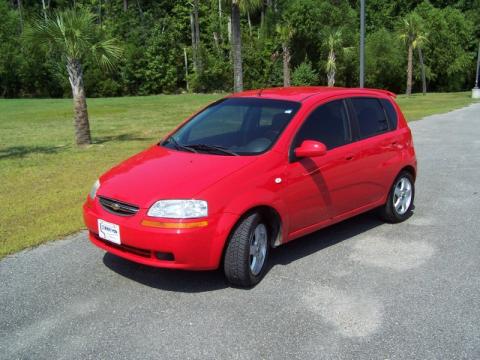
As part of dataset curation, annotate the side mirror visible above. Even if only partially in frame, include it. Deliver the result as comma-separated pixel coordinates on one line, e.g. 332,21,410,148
294,140,327,158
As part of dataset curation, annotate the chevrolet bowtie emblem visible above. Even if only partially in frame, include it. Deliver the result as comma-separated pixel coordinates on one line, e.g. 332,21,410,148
111,203,121,211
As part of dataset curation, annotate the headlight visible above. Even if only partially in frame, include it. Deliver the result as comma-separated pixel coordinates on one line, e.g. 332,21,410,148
89,179,100,199
147,200,208,219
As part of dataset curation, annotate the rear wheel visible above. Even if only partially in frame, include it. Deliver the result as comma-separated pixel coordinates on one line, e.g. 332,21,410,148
224,212,270,287
379,171,415,223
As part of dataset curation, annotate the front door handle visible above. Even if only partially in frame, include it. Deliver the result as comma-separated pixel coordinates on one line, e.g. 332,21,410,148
345,154,355,161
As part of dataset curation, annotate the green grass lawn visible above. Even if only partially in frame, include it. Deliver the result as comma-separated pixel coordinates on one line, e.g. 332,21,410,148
0,91,476,258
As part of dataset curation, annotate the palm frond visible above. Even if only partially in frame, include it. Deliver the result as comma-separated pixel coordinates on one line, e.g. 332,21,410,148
237,0,263,14
276,23,294,43
26,7,123,70
398,12,427,49
324,29,342,51
91,38,124,71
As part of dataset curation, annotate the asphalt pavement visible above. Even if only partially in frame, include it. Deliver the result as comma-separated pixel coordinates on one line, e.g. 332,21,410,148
1,103,480,359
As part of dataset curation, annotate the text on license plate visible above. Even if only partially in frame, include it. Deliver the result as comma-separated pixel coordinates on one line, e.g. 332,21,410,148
98,219,121,245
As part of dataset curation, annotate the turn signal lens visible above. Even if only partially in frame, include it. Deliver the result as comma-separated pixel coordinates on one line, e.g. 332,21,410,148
141,220,208,229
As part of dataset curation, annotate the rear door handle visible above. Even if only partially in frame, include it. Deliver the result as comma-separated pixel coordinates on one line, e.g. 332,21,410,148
345,154,355,161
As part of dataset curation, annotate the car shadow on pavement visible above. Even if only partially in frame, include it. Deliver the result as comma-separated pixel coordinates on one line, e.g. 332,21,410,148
103,253,228,293
102,211,383,293
269,211,383,268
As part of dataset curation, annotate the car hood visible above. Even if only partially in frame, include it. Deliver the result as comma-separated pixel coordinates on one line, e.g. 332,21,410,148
97,145,259,208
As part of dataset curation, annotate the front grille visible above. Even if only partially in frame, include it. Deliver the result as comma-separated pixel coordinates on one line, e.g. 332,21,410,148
99,196,139,216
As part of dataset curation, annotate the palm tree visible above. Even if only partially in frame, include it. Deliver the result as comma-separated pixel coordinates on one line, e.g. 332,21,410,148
28,8,122,145
229,0,262,92
325,30,342,87
417,43,428,95
399,13,427,96
276,23,294,87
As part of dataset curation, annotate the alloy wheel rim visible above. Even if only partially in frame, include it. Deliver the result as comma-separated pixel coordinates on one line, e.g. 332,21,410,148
393,177,413,215
249,223,268,276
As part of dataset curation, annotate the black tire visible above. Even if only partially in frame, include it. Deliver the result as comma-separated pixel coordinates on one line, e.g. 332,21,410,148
379,170,415,223
224,212,270,287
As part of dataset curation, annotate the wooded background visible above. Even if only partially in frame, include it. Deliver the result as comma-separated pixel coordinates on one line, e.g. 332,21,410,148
1,0,479,98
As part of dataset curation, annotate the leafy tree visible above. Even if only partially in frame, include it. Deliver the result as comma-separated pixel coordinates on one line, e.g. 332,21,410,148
0,2,22,97
365,28,405,92
0,0,477,97
26,8,122,145
399,12,427,95
415,1,475,91
243,36,282,89
141,19,182,94
292,59,318,86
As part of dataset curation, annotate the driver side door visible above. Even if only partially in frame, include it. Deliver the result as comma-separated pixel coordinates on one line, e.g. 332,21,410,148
282,99,359,238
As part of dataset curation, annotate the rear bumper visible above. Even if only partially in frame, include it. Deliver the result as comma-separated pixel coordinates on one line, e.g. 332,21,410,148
83,198,238,270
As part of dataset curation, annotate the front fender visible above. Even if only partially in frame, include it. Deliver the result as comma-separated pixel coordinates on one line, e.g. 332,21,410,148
223,187,290,246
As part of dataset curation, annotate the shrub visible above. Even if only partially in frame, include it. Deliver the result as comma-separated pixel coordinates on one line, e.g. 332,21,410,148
292,59,318,86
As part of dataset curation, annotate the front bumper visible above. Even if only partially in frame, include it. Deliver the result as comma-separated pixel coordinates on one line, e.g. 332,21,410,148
83,198,237,270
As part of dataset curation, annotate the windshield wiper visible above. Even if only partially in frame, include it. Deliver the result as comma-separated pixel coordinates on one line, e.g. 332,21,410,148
163,136,197,153
185,144,239,156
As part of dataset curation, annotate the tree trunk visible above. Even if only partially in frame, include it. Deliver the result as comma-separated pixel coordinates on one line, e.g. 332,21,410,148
17,0,23,31
260,9,264,32
282,43,291,87
227,16,232,43
327,50,336,87
417,46,426,95
231,2,243,92
41,0,47,20
67,59,91,146
123,0,128,12
193,0,202,72
247,11,252,37
190,12,198,72
135,0,144,20
98,0,102,25
406,44,413,96
213,31,220,51
193,0,200,45
183,47,189,92
218,0,223,41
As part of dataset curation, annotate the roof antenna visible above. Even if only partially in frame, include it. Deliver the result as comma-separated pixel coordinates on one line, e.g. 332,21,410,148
257,88,264,96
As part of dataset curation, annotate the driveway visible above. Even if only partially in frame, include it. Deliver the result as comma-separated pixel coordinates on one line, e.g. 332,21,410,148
1,103,480,359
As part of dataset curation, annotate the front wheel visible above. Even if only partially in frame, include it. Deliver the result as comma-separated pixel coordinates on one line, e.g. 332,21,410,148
224,212,270,287
379,171,415,223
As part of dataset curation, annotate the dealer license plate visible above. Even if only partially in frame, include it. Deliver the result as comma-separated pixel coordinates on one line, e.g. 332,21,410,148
98,219,121,245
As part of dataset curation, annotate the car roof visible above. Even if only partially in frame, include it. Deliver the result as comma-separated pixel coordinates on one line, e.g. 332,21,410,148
230,86,396,102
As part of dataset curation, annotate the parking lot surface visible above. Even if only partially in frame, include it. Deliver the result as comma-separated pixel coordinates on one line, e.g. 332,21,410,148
1,103,480,359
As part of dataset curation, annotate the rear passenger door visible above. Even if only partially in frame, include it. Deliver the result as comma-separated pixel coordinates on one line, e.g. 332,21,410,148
345,97,400,207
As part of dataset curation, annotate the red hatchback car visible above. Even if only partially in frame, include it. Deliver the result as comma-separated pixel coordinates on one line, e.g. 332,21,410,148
83,87,416,287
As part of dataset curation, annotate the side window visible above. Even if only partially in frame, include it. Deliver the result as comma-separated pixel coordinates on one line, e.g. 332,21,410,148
293,100,350,151
351,98,389,138
380,98,398,130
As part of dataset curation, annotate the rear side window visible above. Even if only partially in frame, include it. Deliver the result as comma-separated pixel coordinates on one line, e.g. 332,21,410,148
293,100,350,150
351,98,389,138
380,98,398,129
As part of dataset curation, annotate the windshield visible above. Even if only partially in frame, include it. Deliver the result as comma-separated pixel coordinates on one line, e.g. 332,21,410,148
162,97,301,156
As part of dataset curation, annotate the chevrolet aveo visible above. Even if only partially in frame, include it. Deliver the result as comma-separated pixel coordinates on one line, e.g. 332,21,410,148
83,87,416,287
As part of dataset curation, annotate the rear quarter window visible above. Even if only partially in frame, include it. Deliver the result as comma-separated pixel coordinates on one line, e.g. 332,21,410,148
350,97,389,139
380,98,398,130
